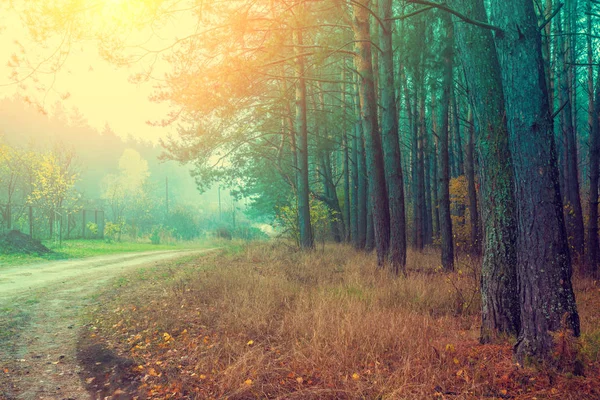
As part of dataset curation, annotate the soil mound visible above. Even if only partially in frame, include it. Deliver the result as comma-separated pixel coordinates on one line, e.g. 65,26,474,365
0,230,51,254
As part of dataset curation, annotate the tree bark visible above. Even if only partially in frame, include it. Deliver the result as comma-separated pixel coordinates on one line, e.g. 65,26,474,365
586,65,600,277
557,12,585,263
342,72,352,243
353,0,390,266
379,0,407,273
465,106,481,255
356,89,368,250
488,0,580,362
438,13,454,272
293,28,313,249
450,0,520,341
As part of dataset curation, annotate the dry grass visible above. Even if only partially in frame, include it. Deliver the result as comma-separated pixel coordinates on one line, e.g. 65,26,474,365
83,241,600,399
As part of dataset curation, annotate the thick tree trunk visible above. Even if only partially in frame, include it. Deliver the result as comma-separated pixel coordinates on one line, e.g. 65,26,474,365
379,0,406,273
586,65,600,277
488,0,580,362
293,29,313,250
450,0,520,341
353,0,390,266
438,13,454,272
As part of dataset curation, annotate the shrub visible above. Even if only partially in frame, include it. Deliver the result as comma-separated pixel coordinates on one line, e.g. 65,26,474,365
275,196,334,247
86,222,98,236
150,225,175,245
167,207,201,240
104,220,126,243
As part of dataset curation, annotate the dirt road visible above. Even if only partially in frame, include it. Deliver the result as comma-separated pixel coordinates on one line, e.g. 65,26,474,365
0,249,215,400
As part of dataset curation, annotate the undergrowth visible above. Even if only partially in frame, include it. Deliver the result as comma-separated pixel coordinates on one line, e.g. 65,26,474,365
81,242,600,399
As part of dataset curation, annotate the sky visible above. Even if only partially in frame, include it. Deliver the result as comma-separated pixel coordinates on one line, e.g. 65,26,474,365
0,1,175,143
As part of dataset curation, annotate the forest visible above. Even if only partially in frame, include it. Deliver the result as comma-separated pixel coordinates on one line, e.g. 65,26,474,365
2,0,600,399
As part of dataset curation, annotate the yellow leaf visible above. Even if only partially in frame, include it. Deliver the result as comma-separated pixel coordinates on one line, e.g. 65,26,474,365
453,358,459,365
247,340,254,346
163,333,172,342
352,373,360,380
445,344,455,353
296,377,303,384
244,379,253,386
199,374,206,380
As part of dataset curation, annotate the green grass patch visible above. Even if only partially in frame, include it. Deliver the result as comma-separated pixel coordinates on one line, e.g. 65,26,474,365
0,238,221,268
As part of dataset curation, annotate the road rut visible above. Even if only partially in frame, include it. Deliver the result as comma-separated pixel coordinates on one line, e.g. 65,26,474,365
0,249,215,399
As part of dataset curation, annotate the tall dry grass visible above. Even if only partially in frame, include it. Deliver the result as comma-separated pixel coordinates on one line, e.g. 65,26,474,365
88,242,600,399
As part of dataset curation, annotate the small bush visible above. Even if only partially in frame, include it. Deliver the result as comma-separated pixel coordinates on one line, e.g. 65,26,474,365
86,222,98,236
150,225,175,245
167,207,201,240
104,220,126,243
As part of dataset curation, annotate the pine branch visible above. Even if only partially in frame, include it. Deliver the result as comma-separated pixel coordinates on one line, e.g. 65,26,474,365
405,0,504,33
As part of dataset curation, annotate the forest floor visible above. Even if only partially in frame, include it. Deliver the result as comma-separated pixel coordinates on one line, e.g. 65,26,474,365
0,248,218,400
63,242,600,399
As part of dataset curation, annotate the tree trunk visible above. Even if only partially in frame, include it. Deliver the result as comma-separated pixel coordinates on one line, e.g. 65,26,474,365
557,12,585,263
356,91,368,250
411,89,423,249
488,0,580,362
350,108,360,247
353,0,390,266
342,73,352,243
423,125,433,246
586,65,600,277
431,90,440,240
438,13,454,272
452,87,464,177
293,28,313,249
465,107,481,255
379,0,406,273
451,0,520,341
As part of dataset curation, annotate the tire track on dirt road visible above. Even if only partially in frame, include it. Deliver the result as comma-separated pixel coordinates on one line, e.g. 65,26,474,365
0,249,217,400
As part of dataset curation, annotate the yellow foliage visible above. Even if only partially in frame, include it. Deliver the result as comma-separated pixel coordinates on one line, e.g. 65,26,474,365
449,175,473,249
